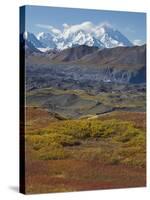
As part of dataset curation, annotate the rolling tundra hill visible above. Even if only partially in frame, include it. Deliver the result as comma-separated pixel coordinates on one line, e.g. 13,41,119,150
26,44,146,69
78,45,146,68
47,44,146,69
49,45,99,62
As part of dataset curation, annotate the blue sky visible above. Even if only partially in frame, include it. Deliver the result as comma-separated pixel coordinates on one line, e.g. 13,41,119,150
24,5,146,45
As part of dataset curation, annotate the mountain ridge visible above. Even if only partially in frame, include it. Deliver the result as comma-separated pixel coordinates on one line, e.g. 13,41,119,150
47,44,146,69
24,23,134,51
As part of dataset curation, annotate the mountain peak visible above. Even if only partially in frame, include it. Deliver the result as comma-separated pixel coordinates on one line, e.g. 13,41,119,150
100,22,114,30
24,22,133,51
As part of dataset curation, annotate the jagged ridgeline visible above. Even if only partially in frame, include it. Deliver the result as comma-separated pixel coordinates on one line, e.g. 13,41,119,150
24,43,146,92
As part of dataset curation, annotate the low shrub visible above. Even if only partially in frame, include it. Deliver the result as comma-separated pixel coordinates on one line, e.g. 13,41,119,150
39,148,69,160
25,133,80,150
115,128,143,143
26,117,146,167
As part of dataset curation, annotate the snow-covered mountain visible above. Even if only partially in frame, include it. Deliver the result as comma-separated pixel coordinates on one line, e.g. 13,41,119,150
96,24,133,48
58,30,105,49
36,32,57,50
24,31,44,49
24,22,133,51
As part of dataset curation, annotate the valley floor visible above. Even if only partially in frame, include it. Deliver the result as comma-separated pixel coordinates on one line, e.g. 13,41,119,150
26,159,146,194
25,106,146,194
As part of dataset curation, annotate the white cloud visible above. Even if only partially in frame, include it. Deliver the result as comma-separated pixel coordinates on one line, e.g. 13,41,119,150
36,21,135,44
99,21,113,28
61,21,116,40
36,22,114,39
133,39,144,46
62,23,69,29
36,24,52,29
36,24,61,35
62,21,94,39
94,22,113,38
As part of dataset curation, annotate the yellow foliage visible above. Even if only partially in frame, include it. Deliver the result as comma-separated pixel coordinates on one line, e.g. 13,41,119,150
25,117,146,167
